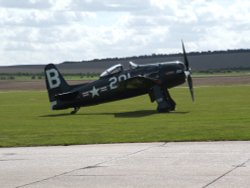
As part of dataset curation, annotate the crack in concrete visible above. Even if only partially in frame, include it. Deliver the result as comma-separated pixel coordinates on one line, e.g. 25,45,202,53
67,174,126,177
202,158,250,188
0,159,27,162
15,143,165,188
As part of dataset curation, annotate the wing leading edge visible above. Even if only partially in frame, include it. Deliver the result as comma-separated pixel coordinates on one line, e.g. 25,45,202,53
117,76,158,90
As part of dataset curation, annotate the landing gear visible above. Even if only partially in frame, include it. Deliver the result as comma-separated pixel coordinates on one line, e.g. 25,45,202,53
70,107,80,114
151,85,176,113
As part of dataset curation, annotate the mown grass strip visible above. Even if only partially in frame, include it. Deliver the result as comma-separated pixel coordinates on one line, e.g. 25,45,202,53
0,86,250,147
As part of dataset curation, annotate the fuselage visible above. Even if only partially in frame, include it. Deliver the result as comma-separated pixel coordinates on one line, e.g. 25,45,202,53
54,61,186,110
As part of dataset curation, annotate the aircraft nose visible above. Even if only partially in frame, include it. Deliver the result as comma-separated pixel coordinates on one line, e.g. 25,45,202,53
178,61,186,70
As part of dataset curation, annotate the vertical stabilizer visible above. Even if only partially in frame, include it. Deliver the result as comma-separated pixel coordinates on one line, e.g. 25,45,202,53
44,64,70,109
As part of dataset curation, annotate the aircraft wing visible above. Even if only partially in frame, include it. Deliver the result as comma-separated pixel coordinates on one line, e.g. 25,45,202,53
117,76,158,90
54,91,79,101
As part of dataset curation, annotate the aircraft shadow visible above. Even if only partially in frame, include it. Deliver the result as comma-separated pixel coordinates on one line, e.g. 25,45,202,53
113,110,188,118
114,110,156,118
115,111,189,118
40,110,189,118
40,113,74,117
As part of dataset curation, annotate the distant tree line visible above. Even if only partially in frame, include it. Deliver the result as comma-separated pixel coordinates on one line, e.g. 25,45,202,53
0,72,99,80
0,73,43,80
63,49,250,65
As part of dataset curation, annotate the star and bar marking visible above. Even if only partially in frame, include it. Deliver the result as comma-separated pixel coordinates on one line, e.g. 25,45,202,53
89,86,99,97
82,86,109,98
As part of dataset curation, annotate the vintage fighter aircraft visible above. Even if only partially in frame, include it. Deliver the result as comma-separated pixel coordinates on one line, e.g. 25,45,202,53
45,42,194,114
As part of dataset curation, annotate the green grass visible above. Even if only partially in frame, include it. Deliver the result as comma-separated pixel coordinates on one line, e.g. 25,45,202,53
193,72,250,77
0,86,250,147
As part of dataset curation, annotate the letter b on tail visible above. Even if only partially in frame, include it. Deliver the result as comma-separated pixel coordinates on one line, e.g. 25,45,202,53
46,68,61,89
44,63,70,102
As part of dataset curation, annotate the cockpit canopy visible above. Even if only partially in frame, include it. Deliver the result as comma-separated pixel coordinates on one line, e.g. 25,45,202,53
100,64,123,78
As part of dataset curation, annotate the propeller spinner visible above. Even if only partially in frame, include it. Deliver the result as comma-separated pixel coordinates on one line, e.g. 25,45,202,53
182,40,195,102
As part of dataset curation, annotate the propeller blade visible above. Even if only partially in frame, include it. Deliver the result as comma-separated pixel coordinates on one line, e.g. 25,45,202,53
187,75,195,102
182,40,194,102
181,40,189,71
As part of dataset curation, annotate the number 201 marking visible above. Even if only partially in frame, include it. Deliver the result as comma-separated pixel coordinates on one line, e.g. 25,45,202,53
109,73,131,90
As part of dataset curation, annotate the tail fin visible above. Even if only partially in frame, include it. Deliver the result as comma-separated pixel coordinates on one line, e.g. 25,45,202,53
44,64,70,108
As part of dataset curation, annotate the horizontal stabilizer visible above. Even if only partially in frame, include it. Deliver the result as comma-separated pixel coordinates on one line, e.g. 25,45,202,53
55,91,79,101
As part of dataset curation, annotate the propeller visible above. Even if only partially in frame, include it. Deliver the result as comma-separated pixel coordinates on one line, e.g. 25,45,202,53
182,40,194,102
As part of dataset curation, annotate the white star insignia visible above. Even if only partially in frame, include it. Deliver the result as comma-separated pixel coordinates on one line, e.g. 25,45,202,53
89,86,99,98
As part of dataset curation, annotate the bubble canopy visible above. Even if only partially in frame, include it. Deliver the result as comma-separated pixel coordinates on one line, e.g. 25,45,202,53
100,64,123,78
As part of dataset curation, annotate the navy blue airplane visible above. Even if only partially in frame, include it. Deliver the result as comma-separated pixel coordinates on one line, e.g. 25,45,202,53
44,42,194,114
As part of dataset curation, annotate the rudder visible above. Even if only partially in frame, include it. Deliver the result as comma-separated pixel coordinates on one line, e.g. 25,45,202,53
44,64,70,108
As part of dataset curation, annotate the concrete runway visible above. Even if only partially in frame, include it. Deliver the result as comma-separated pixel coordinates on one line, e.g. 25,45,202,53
0,142,250,188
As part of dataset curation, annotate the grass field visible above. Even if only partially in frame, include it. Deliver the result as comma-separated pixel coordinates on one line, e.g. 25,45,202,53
0,86,250,147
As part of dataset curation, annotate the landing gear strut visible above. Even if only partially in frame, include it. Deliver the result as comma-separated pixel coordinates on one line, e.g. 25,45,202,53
71,107,80,114
151,85,176,113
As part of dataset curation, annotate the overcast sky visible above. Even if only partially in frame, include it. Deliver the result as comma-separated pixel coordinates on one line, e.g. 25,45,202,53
0,0,249,66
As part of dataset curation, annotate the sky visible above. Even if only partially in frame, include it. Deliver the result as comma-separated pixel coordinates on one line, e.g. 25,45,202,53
0,0,249,66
